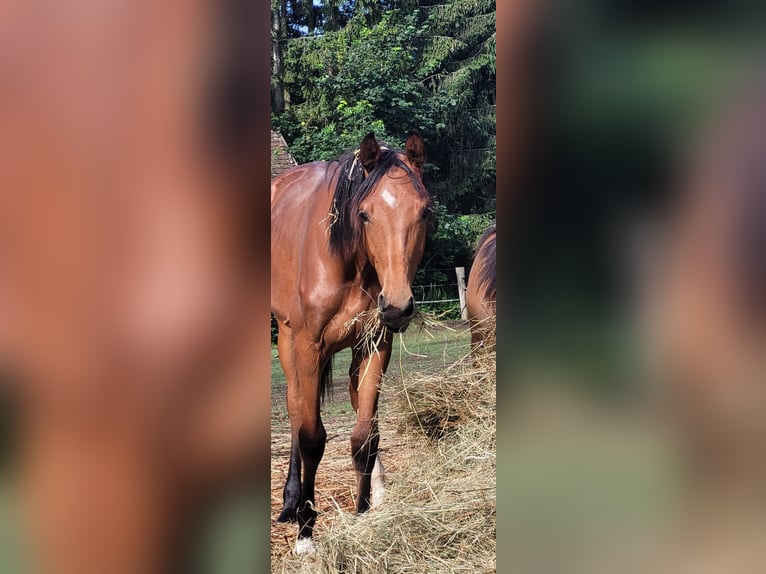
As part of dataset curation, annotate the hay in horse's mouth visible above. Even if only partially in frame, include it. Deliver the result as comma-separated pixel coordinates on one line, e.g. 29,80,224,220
341,309,388,358
343,309,421,342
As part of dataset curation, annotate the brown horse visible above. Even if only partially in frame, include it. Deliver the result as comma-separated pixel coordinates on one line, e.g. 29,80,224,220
271,131,431,552
466,221,497,353
657,78,766,478
0,1,269,571
649,74,766,568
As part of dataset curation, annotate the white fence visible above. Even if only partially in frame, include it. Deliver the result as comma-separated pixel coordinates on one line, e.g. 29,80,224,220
412,267,468,320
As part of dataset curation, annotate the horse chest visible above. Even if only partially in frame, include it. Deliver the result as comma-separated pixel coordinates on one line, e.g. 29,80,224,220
319,295,377,351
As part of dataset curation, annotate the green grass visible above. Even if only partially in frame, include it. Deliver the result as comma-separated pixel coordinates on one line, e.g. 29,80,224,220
0,476,28,573
270,320,471,384
270,321,472,433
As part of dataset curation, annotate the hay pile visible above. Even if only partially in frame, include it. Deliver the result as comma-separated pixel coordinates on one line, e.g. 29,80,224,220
277,338,496,574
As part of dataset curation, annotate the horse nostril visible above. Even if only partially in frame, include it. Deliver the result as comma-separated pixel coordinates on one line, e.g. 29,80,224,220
403,297,415,318
377,293,386,310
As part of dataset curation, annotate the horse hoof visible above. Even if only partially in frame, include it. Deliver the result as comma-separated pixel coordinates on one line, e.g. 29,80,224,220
371,455,385,508
294,537,316,555
371,485,385,508
277,508,297,523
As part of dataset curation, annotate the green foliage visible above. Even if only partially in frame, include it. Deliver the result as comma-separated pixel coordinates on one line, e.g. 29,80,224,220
273,9,426,162
415,0,496,210
272,0,495,213
416,204,494,287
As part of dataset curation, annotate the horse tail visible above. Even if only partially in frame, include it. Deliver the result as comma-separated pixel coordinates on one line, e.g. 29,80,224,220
320,355,333,405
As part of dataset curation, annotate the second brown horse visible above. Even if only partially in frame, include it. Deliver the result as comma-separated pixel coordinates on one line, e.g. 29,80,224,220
466,221,497,354
271,132,431,552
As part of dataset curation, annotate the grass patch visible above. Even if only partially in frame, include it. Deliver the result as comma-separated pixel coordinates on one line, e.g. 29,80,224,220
271,321,471,434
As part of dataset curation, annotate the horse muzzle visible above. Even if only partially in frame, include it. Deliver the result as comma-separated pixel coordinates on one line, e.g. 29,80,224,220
378,294,415,332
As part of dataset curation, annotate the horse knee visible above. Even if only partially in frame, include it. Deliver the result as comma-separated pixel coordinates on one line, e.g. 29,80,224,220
351,424,378,471
299,424,326,462
350,425,372,455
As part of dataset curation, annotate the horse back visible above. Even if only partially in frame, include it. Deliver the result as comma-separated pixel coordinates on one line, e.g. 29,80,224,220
271,162,351,331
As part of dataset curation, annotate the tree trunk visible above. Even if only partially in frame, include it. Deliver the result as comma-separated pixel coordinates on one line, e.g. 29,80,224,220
271,0,286,113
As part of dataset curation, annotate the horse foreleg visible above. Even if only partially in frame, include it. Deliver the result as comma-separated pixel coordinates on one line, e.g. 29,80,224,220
276,322,301,522
349,344,390,514
278,435,301,523
349,349,385,509
292,337,327,552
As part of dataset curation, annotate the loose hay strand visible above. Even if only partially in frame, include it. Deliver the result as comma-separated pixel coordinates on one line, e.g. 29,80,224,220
340,309,390,388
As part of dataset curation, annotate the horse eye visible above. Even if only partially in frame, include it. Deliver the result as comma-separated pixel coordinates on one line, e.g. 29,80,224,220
359,211,370,223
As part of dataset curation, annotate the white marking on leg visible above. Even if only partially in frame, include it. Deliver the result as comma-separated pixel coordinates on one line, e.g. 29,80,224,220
371,453,385,508
294,536,316,555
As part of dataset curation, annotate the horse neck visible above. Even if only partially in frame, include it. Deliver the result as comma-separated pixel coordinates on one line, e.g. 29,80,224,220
346,247,371,285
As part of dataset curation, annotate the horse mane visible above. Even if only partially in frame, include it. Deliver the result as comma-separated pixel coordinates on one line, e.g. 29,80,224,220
472,221,496,302
326,147,429,261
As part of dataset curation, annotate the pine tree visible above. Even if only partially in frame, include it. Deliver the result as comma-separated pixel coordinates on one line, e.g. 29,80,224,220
417,0,496,212
272,0,496,212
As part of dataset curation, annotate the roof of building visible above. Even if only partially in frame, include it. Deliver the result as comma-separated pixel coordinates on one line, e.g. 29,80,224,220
271,130,297,178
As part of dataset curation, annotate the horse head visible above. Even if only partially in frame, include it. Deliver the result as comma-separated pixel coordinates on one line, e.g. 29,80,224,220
354,132,431,332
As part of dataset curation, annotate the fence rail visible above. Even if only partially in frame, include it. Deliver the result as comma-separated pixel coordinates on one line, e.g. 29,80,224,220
412,266,468,319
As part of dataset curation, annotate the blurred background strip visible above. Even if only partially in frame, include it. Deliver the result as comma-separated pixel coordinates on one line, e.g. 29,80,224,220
0,0,271,572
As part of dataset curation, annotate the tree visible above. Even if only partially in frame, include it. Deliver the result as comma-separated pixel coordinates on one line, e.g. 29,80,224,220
273,9,426,161
416,0,496,212
271,0,287,112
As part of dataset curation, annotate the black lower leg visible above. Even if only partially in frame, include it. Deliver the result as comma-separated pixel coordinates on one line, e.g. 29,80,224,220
352,431,379,514
295,423,326,539
278,439,302,522
296,500,318,540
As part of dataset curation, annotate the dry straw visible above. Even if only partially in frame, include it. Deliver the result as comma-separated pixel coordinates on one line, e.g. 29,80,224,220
276,322,496,574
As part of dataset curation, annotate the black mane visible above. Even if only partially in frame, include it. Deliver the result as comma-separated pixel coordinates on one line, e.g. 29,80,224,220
326,147,429,261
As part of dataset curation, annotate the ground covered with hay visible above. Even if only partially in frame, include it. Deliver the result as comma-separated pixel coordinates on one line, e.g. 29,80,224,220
271,322,495,573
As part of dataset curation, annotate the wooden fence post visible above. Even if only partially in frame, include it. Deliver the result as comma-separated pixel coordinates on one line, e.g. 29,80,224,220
455,266,468,320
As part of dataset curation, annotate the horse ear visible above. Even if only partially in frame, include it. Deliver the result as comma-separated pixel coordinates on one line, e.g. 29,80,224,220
405,131,425,171
359,132,380,173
